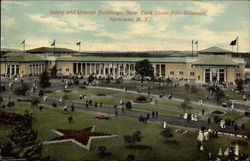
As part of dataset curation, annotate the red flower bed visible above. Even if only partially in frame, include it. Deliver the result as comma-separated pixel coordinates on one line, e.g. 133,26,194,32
0,110,24,124
231,140,248,146
95,115,110,120
50,127,111,145
175,129,187,134
136,95,147,102
211,110,224,115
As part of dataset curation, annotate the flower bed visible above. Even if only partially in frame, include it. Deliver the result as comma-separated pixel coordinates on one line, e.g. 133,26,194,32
95,115,110,120
175,129,188,134
231,140,248,146
97,93,106,96
134,95,151,103
0,110,24,124
210,110,225,116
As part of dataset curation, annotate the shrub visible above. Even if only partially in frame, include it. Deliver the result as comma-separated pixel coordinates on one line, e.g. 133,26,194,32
160,128,174,141
73,79,79,86
7,101,15,107
63,95,69,100
52,102,57,107
13,84,29,96
126,154,135,161
68,116,73,123
123,131,142,146
96,145,106,157
0,96,3,102
136,95,147,102
190,85,198,93
125,101,132,110
39,105,44,111
38,90,44,97
30,97,40,106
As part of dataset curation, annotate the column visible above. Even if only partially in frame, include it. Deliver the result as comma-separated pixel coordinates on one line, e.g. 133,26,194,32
112,64,115,76
153,64,156,76
85,63,87,75
76,63,78,74
118,64,120,76
217,69,220,82
159,64,162,77
210,69,212,82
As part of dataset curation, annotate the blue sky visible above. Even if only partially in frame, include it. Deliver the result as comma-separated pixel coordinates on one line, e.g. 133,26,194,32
1,1,249,52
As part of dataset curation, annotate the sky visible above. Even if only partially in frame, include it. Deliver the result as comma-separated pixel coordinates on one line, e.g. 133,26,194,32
1,1,249,52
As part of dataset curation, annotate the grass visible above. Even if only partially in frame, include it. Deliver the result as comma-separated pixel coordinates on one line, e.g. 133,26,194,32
133,104,183,116
222,111,245,120
0,102,249,160
244,119,250,128
111,92,141,100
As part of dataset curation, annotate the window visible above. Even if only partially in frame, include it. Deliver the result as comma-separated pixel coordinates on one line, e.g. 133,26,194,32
58,68,62,71
66,68,69,72
198,75,200,80
236,73,241,77
170,71,174,75
179,71,183,75
190,72,194,76
205,69,210,82
219,69,225,82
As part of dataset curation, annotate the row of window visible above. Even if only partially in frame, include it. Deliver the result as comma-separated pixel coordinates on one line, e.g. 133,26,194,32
170,71,194,76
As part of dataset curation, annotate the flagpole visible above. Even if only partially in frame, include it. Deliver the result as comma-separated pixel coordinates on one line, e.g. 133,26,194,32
192,40,193,56
79,43,81,53
23,42,25,53
237,37,239,53
197,42,199,54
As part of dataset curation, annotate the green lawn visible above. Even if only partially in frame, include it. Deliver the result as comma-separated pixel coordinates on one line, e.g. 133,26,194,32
222,111,245,120
111,92,141,100
1,102,249,161
133,104,183,116
243,119,250,128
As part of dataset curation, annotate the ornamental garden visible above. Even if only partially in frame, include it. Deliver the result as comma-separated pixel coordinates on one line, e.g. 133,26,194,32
0,59,250,161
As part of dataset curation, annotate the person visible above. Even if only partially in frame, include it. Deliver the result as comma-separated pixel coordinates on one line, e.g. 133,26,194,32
122,107,124,113
208,117,211,124
152,111,155,118
100,102,102,107
71,104,74,111
155,99,158,105
64,105,67,112
202,109,205,116
156,111,158,118
241,123,245,130
147,113,150,119
114,104,117,108
115,109,118,116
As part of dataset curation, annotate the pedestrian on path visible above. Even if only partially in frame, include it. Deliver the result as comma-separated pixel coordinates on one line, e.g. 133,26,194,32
208,118,211,124
152,111,155,118
115,109,118,117
100,102,102,107
156,111,158,118
202,109,205,116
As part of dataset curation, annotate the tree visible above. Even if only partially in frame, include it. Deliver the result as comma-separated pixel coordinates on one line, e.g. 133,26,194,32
31,97,40,107
73,79,79,86
125,101,132,110
1,110,48,161
135,59,154,83
181,97,191,112
235,79,244,93
123,131,142,146
50,65,57,78
38,90,44,97
39,71,51,89
160,128,173,141
13,83,29,96
214,86,225,103
96,145,106,157
87,74,95,84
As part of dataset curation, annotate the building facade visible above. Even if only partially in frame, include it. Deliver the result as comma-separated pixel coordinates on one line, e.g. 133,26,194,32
1,46,246,84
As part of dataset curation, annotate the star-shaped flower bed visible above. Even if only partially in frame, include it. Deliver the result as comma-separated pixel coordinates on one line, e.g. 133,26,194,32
43,126,119,151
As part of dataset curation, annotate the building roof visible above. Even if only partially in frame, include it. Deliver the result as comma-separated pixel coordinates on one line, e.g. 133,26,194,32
199,46,232,54
193,56,237,66
56,56,188,63
2,53,46,62
27,47,76,53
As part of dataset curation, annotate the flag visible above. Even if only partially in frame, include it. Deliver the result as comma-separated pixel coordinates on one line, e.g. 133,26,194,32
230,37,238,46
21,40,25,44
76,41,81,45
51,40,55,46
194,41,198,44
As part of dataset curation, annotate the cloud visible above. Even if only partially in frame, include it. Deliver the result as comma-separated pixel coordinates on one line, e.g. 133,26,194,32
28,14,104,33
28,14,67,26
1,16,16,26
102,1,141,11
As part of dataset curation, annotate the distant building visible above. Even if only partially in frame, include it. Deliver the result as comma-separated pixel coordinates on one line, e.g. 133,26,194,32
0,46,246,84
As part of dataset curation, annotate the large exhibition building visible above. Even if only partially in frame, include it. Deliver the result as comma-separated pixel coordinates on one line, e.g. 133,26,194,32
1,46,246,84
